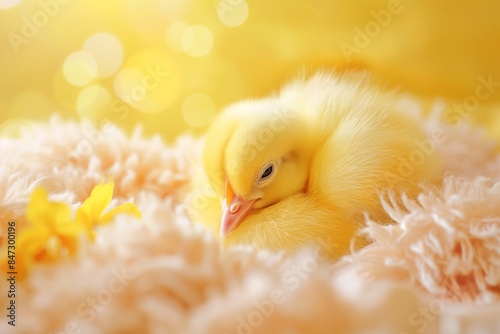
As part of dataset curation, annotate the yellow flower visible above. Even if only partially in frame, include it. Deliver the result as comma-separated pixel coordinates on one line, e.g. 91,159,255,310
4,181,141,279
75,181,142,239
15,187,84,279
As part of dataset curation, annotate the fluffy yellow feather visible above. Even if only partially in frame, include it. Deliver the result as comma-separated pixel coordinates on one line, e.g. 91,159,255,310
190,71,441,259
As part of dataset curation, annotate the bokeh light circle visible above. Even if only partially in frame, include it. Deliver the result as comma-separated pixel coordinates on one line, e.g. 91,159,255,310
181,25,213,57
216,0,249,27
114,68,147,106
83,32,124,78
182,93,216,128
0,118,33,138
76,84,112,120
62,51,97,86
0,0,21,10
164,21,189,52
117,49,181,114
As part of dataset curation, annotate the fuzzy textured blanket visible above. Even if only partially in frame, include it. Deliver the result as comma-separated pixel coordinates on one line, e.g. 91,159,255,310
1,111,500,334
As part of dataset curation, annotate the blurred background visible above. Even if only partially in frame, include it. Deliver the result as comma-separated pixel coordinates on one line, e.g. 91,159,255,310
1,0,500,142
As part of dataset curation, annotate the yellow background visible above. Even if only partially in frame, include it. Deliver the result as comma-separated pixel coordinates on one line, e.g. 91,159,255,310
1,0,500,142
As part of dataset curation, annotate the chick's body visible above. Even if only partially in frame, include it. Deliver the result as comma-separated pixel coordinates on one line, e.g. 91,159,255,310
193,71,441,259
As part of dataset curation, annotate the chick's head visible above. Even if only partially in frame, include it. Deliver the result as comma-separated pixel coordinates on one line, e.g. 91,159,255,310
203,98,313,239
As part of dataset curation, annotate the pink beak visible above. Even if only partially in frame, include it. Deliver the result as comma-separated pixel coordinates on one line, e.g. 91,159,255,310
220,180,257,238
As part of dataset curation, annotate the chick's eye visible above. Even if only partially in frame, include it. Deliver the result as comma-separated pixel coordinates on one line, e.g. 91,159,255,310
261,166,273,179
258,161,277,183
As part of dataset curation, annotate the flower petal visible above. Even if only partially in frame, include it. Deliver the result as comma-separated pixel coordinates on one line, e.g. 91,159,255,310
27,188,72,229
56,221,85,237
16,226,51,273
76,182,114,226
98,202,142,225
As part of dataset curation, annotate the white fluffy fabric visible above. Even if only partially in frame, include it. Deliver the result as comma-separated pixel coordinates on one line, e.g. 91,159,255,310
1,114,500,334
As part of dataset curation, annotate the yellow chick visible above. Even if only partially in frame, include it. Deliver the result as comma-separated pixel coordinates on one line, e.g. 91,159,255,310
191,71,441,259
